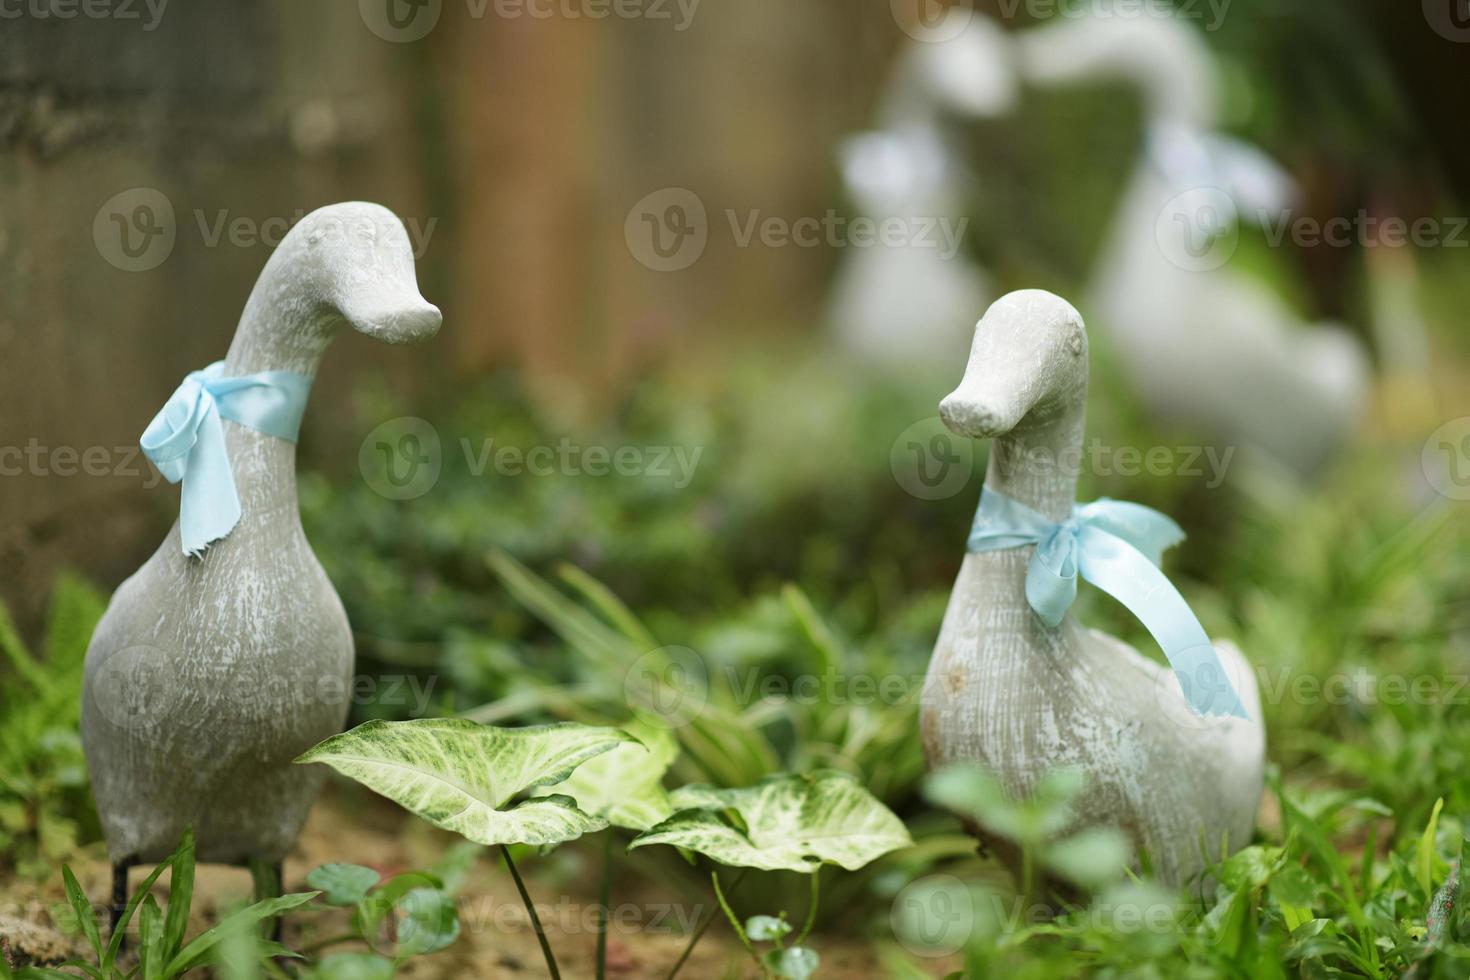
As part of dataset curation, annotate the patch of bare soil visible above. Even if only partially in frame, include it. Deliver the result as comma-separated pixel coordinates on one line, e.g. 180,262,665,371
0,784,959,979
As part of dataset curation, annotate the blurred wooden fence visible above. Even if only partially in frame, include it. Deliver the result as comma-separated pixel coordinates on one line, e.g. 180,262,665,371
0,0,915,628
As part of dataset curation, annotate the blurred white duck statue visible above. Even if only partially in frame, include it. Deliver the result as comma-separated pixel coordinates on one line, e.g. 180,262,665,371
921,290,1265,887
81,202,442,929
1014,15,1368,475
829,10,1017,369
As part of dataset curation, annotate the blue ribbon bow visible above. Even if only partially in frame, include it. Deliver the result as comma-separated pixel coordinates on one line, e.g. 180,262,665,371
141,361,313,557
968,487,1249,719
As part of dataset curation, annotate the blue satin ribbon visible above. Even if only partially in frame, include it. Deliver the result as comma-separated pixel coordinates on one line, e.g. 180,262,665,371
968,486,1249,719
141,361,313,557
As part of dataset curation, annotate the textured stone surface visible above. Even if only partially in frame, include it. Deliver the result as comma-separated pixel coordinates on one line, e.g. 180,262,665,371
80,203,441,864
921,289,1266,887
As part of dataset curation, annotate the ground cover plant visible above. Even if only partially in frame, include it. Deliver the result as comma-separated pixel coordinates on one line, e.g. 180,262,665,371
0,332,1465,977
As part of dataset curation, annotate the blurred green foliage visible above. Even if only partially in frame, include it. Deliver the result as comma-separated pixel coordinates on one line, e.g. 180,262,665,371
0,574,103,879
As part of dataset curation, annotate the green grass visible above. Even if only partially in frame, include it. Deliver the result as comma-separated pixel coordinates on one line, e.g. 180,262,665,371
3,324,1465,976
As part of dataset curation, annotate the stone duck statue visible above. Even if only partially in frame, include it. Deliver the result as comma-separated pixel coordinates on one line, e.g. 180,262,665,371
81,202,441,926
828,9,1017,370
921,290,1265,888
1014,15,1368,476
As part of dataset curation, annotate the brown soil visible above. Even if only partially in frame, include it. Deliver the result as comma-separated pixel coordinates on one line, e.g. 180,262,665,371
0,784,960,979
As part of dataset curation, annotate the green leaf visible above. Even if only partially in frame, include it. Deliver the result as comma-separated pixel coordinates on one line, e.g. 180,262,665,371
765,945,820,979
307,864,382,907
296,720,635,846
745,915,790,942
103,850,176,970
138,895,164,980
532,722,677,831
162,826,196,960
1418,797,1445,895
60,865,102,961
1270,866,1318,932
629,771,912,873
312,954,396,980
164,892,318,975
1043,827,1132,889
395,887,460,956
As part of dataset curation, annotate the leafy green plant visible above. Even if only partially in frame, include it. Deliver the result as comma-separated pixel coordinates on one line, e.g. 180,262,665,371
629,770,913,979
6,828,313,980
924,765,1132,901
0,575,104,878
300,858,463,978
296,719,635,979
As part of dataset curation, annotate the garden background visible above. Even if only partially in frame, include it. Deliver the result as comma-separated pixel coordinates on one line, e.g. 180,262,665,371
3,1,1470,977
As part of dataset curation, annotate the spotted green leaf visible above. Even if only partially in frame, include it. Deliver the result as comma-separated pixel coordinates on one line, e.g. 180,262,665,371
296,720,635,846
629,770,912,872
532,722,677,831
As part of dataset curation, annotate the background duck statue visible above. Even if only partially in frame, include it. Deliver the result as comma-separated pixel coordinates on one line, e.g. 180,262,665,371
827,9,1016,370
1013,15,1368,476
921,289,1265,888
81,202,441,923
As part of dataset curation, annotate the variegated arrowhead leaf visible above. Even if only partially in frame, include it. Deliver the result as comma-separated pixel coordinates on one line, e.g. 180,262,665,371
531,722,678,831
295,720,635,846
629,770,912,873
